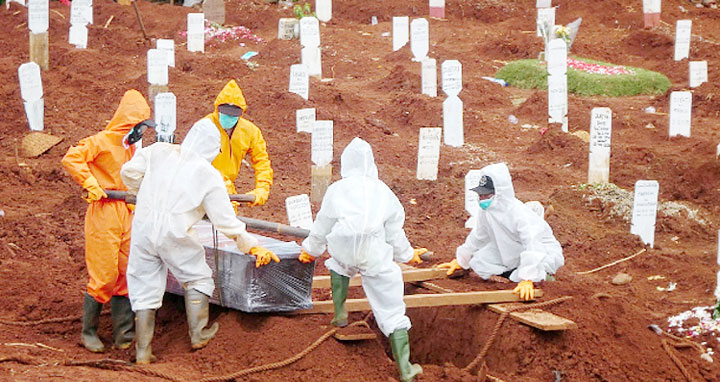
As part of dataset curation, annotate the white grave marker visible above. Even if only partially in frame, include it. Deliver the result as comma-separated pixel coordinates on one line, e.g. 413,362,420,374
464,170,484,228
316,0,331,22
669,91,692,137
289,64,309,100
536,0,551,7
296,108,316,133
429,0,445,18
18,62,43,102
643,0,661,13
689,61,707,88
311,120,333,166
147,49,169,86
278,18,298,40
416,127,441,180
421,58,437,97
285,194,313,230
24,98,44,131
154,92,176,142
588,107,612,184
547,39,567,75
443,96,463,147
410,18,429,61
630,180,659,248
392,16,409,51
300,16,320,48
70,0,92,26
441,60,462,97
187,13,205,53
536,7,555,37
674,20,692,61
548,73,568,131
68,24,88,49
301,46,322,78
28,0,48,34
156,39,175,68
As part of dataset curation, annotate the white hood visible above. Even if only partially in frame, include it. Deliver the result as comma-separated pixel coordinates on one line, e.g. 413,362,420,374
340,137,379,179
181,119,221,163
480,162,515,201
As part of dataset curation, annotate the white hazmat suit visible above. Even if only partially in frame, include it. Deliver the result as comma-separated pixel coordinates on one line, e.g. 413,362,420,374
456,163,564,283
302,138,414,337
121,120,258,311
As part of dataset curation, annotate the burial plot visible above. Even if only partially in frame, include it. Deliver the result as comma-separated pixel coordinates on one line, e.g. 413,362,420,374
154,92,176,143
630,180,659,248
393,17,409,51
588,107,612,184
187,13,205,53
18,62,44,131
289,64,309,100
286,194,313,230
669,91,691,138
311,120,333,203
416,127,441,181
296,108,315,133
689,61,707,88
421,58,437,97
674,20,691,61
410,18,429,61
28,0,49,70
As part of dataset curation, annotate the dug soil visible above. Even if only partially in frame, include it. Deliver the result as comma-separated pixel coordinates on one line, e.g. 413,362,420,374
1,0,720,381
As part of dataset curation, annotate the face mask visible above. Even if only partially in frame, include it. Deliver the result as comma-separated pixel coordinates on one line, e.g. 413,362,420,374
219,113,239,130
479,197,494,210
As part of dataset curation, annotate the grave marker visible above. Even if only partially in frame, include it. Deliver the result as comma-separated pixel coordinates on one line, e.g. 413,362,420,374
311,120,333,167
23,98,44,131
464,170,483,228
536,0,551,7
285,194,313,230
630,180,659,248
642,0,661,28
441,60,462,97
689,61,707,88
300,16,320,48
443,96,463,147
547,39,568,132
717,143,720,159
669,91,692,137
203,0,225,25
674,20,692,61
429,0,445,18
156,39,175,68
18,62,44,131
316,0,331,22
536,7,555,37
28,0,49,70
147,49,169,86
289,64,309,100
416,127,441,181
421,58,437,97
301,46,322,78
392,16,409,51
410,18,429,61
278,18,299,40
187,13,205,53
588,107,612,184
296,108,316,133
154,92,176,143
311,163,332,203
70,0,92,26
68,24,88,49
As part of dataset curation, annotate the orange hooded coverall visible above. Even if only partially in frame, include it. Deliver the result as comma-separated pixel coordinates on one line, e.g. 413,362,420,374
61,90,151,304
200,80,273,204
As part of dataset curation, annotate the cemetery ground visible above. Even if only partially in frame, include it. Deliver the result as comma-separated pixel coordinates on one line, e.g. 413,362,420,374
1,0,720,381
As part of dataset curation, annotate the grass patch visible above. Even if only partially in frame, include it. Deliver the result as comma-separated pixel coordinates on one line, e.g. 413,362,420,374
496,57,671,97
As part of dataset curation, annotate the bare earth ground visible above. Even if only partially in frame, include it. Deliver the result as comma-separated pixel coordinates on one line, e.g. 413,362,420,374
1,0,720,381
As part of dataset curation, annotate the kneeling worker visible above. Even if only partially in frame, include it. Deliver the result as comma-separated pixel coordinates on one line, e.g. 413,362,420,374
120,120,279,363
298,138,427,382
438,162,564,301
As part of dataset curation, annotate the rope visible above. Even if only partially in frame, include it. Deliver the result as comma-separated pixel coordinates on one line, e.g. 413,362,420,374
658,330,706,382
0,310,111,326
464,296,573,373
661,339,695,382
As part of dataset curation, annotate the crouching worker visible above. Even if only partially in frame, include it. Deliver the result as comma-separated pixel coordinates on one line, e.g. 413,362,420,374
438,162,564,301
297,138,427,382
120,120,279,364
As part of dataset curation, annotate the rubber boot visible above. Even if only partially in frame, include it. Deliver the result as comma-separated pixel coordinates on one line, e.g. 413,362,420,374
81,293,105,353
389,329,423,382
134,309,156,364
185,288,219,349
110,296,135,349
329,270,349,327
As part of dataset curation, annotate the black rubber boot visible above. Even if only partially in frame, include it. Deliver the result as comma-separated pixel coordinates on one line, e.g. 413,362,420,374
134,309,156,364
330,270,349,327
185,288,219,349
81,293,105,353
389,329,423,382
110,296,135,349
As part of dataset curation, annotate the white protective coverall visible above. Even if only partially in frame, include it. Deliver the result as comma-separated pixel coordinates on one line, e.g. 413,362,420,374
302,138,414,337
121,120,259,311
456,163,564,283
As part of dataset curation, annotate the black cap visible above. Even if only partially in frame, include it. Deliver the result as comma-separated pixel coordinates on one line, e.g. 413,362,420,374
218,103,243,117
470,175,494,195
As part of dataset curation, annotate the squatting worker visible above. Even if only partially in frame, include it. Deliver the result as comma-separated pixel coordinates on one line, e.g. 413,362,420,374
189,79,273,210
120,120,279,364
438,162,564,301
61,89,153,353
297,138,427,382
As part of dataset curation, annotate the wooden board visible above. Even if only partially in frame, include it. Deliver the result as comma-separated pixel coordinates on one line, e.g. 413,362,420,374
488,303,577,331
312,268,448,289
295,289,544,314
29,32,49,71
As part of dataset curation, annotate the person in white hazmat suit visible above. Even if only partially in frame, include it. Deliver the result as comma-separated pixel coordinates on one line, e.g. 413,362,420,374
438,162,564,301
296,137,427,382
120,120,279,364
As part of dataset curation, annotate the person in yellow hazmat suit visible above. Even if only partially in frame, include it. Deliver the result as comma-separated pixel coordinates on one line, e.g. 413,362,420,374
61,89,154,353
190,80,273,209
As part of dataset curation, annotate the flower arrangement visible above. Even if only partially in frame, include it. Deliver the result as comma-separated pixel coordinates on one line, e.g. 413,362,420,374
566,57,633,76
179,21,264,47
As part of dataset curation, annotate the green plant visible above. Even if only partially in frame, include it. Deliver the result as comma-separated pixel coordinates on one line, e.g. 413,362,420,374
293,2,315,19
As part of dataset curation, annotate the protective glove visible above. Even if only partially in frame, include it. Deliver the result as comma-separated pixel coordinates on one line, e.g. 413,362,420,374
249,246,280,268
81,176,107,203
127,204,136,213
298,250,316,264
408,248,428,265
245,188,269,207
230,200,241,214
436,259,462,276
513,280,535,301
224,179,237,195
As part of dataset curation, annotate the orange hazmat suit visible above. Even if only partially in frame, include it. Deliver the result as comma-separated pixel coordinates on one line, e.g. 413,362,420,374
61,90,151,304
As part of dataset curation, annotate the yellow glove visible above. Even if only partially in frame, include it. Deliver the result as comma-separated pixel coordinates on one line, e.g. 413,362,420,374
224,179,237,195
298,250,316,264
513,280,535,301
127,204,136,212
408,248,427,265
81,176,107,203
249,246,280,268
230,200,241,214
436,259,462,276
245,188,269,207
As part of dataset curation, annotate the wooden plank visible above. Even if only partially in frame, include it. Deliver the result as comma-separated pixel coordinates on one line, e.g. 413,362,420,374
312,268,448,289
488,303,577,331
294,289,544,314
